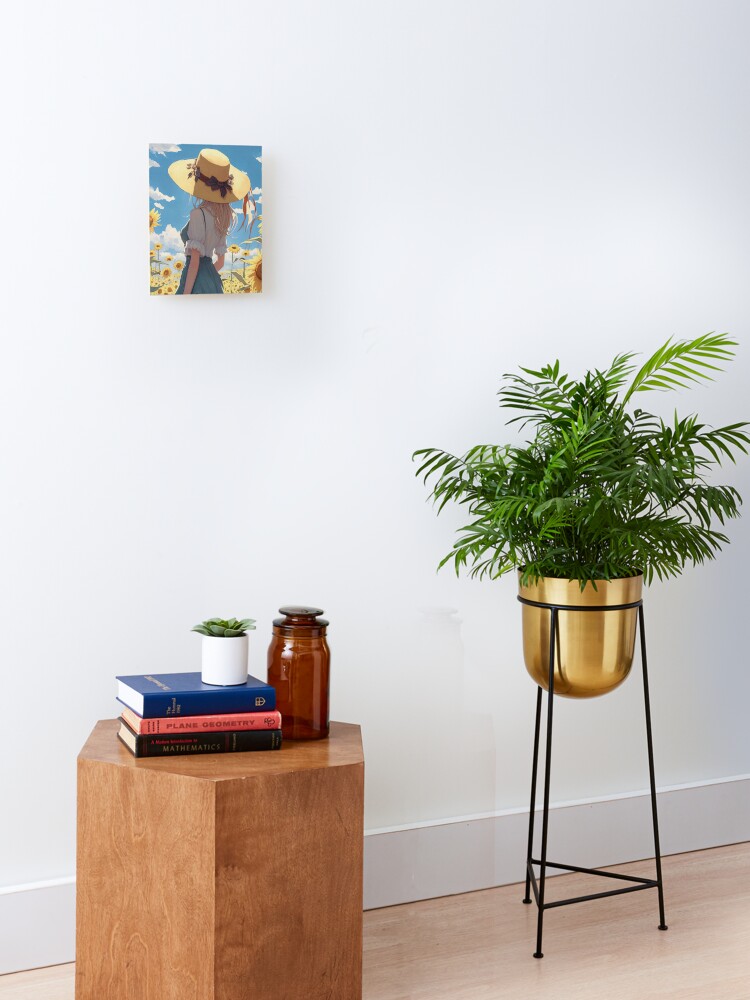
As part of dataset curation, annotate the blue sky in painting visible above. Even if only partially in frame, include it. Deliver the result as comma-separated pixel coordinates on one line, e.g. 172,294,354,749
149,143,262,269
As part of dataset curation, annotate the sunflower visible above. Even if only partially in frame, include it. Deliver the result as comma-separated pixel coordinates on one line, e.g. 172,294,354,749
248,253,262,293
149,250,155,259
165,254,173,262
161,267,172,279
156,287,164,294
228,244,241,254
154,242,162,251
149,208,161,232
173,260,184,271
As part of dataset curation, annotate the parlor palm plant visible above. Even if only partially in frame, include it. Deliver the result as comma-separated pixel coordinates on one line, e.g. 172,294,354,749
415,333,748,590
415,333,748,698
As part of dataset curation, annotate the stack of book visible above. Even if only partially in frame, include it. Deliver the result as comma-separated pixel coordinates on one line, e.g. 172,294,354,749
115,671,282,757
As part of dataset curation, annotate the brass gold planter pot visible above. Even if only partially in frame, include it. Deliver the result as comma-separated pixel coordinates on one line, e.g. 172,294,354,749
519,573,643,698
519,574,668,956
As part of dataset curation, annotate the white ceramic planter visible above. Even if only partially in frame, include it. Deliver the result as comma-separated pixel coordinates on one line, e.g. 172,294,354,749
201,635,249,686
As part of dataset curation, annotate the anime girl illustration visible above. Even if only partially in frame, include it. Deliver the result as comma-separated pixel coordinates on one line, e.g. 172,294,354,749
149,143,262,295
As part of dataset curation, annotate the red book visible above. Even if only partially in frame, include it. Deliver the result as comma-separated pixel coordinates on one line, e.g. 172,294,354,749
120,706,282,735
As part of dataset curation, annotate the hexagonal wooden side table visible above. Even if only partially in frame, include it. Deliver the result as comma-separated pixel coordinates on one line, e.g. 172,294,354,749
76,720,364,1000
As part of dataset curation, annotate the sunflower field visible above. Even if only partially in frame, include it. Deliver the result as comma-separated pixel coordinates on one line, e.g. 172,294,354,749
149,210,262,295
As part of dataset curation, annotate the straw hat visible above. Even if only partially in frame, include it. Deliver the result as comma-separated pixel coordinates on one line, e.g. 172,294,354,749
168,148,251,204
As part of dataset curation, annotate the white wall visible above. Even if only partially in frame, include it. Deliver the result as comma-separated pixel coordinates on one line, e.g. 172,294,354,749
2,0,749,912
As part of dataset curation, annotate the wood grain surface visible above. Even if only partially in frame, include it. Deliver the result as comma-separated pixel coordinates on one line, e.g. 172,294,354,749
363,842,750,1000
214,757,364,999
74,719,364,1000
79,719,364,779
75,757,216,999
3,844,750,1000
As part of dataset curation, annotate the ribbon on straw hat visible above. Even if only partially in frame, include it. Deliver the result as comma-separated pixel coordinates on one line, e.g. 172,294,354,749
168,148,253,222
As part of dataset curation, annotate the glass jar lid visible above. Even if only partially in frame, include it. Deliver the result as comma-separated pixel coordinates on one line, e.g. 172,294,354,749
273,606,329,635
279,606,325,618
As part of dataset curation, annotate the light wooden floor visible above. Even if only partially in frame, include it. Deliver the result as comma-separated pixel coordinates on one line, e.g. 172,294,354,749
2,843,749,999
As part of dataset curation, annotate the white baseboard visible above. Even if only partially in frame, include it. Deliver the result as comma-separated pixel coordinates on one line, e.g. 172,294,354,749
2,775,749,974
362,773,750,909
0,878,76,976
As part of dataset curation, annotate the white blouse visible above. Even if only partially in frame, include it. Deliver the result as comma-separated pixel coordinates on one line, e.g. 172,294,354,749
184,207,228,258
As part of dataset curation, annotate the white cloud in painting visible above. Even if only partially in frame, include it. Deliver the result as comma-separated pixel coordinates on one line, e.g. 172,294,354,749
256,196,263,204
149,158,160,168
150,224,185,256
150,143,182,156
150,186,175,203
154,202,164,209
252,187,262,195
256,156,262,163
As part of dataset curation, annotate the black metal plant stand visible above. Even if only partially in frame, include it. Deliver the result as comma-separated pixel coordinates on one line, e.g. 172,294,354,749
519,596,668,959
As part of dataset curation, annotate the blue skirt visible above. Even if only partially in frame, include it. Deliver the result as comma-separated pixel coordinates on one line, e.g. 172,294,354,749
176,256,224,295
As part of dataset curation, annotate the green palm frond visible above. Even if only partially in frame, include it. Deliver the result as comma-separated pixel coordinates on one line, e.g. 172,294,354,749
622,333,737,402
414,335,748,588
600,351,638,394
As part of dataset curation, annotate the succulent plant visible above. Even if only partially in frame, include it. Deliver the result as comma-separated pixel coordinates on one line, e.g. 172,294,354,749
192,617,256,637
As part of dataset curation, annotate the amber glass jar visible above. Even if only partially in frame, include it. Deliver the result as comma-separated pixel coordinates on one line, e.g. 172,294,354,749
267,606,330,741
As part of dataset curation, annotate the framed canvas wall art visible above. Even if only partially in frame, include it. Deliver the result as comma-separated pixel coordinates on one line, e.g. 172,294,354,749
149,143,262,295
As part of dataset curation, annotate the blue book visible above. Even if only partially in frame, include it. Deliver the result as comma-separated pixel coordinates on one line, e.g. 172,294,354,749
116,672,276,718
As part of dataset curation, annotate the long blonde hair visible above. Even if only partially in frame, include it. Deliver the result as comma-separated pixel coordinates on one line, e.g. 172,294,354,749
199,199,235,240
